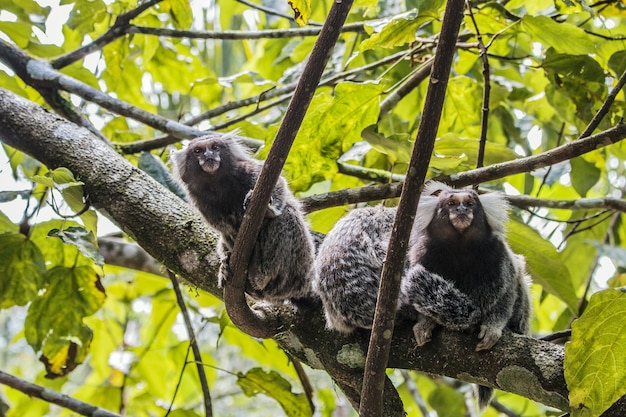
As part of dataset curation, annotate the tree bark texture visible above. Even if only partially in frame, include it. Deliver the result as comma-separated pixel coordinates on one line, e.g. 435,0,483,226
3,87,626,415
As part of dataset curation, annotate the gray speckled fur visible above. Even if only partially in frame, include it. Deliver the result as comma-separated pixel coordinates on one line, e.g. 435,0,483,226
171,133,315,302
313,205,400,333
312,204,482,334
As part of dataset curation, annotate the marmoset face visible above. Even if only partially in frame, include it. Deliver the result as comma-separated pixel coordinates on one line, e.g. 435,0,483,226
187,138,228,174
438,190,479,232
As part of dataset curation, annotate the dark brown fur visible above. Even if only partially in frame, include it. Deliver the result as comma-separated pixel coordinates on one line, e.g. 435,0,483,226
171,133,315,302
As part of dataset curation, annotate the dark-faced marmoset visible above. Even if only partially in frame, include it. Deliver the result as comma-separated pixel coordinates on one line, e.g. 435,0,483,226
312,205,481,334
171,133,315,302
404,181,532,409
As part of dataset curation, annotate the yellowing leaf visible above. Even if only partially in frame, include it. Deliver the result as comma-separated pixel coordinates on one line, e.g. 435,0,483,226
237,368,313,417
0,233,47,308
24,265,105,376
565,288,626,417
287,0,311,26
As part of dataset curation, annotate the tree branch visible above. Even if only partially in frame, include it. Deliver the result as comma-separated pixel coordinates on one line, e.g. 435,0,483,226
224,0,356,339
51,0,163,69
3,87,626,415
360,0,466,414
0,370,121,417
128,22,365,40
168,271,213,416
0,39,200,140
300,123,626,211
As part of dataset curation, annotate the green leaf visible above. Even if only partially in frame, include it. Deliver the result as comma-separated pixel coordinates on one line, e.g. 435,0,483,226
543,52,606,83
0,21,34,48
360,0,445,51
0,210,19,234
361,125,412,164
0,233,47,308
431,133,519,171
570,157,600,197
608,50,626,77
565,288,626,417
138,151,186,200
237,368,313,417
507,220,578,312
520,15,596,56
24,265,105,376
48,226,104,266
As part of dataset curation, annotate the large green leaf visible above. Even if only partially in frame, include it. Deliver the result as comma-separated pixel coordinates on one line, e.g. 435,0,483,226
507,220,578,312
520,15,596,56
360,0,445,51
0,232,46,308
237,368,313,417
24,265,105,377
565,288,626,417
279,81,384,191
543,52,606,84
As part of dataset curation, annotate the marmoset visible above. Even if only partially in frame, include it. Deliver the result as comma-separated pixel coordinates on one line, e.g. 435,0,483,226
312,205,481,333
404,182,532,409
171,133,315,302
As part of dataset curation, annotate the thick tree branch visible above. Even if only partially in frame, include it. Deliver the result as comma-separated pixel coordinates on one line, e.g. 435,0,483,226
0,370,121,417
2,89,625,415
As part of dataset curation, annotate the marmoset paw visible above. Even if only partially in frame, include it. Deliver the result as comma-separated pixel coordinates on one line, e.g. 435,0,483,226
476,325,502,351
412,318,437,346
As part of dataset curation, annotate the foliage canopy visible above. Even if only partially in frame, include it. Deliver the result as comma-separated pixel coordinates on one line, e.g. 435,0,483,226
1,0,626,416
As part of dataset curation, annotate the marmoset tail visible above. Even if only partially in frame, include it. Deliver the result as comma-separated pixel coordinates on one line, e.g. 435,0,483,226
406,181,532,409
171,133,315,302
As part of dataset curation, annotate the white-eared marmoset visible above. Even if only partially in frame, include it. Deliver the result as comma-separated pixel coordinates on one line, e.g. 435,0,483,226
171,133,315,302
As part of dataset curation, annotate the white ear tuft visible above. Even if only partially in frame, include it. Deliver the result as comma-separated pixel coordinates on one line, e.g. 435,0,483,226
478,192,510,235
413,195,440,233
422,181,453,196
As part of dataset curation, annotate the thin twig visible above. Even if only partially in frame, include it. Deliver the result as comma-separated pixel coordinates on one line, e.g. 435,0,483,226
129,22,365,40
235,0,323,26
51,0,163,68
465,1,490,172
399,370,437,417
579,67,626,138
0,370,121,417
168,271,213,416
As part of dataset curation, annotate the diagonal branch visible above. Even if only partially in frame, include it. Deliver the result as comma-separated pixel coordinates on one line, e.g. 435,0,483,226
168,271,213,417
223,0,356,339
359,0,466,415
299,123,626,211
0,39,201,140
0,370,121,417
